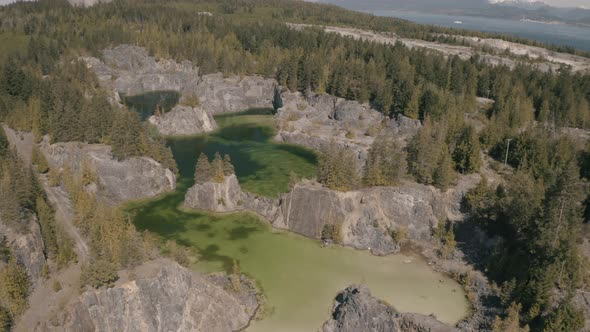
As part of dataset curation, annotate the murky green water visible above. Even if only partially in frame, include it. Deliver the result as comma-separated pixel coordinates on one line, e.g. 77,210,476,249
127,110,469,331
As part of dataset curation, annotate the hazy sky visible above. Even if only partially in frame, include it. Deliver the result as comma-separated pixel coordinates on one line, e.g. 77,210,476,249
1,0,589,7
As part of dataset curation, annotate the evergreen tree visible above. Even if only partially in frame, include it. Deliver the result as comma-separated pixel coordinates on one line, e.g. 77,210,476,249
223,154,235,176
318,143,359,191
433,145,455,190
110,109,145,160
404,86,421,120
31,146,49,174
35,196,58,259
212,152,225,183
0,235,10,263
363,135,406,187
0,260,30,316
194,153,212,184
453,126,482,174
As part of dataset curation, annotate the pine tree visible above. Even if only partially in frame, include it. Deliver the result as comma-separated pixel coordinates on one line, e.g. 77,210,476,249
0,235,10,263
433,145,455,190
194,153,212,184
0,260,30,316
35,196,58,259
110,109,145,160
31,146,49,174
223,154,235,176
404,86,421,120
212,152,225,183
453,126,482,174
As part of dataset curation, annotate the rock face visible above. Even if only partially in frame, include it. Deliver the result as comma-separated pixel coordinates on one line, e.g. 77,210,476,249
274,91,420,168
195,73,276,114
183,174,479,256
323,285,454,332
183,175,279,220
51,259,257,332
40,139,176,204
85,45,277,136
0,215,47,285
148,105,216,136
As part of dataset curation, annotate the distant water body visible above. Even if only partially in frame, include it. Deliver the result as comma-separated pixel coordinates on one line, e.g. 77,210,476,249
369,10,590,52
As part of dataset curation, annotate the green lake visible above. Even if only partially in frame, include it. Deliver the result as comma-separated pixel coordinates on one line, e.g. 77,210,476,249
126,110,469,332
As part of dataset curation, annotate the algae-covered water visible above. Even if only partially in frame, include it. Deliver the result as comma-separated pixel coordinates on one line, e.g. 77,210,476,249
127,110,469,331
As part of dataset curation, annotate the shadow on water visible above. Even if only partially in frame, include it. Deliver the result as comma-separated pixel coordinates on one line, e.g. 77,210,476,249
121,90,181,120
128,109,318,271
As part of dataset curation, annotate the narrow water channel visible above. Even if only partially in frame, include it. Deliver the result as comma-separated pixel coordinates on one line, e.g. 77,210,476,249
126,110,469,332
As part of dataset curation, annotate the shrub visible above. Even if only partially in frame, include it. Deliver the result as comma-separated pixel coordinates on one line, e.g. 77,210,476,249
80,260,119,290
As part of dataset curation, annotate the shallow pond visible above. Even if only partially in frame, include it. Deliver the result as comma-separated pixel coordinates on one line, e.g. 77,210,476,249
127,110,469,332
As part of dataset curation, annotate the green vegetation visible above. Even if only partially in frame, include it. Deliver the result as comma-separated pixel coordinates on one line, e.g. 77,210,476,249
465,159,587,330
317,143,358,192
363,135,407,187
124,111,468,330
194,152,235,184
0,32,28,60
406,119,457,190
0,260,30,317
173,112,317,198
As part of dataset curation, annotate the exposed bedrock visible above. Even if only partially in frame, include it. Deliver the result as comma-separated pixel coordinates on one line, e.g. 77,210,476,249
84,45,278,136
39,138,176,205
274,91,421,168
323,285,454,332
38,259,258,332
183,174,480,256
0,215,47,285
148,105,216,136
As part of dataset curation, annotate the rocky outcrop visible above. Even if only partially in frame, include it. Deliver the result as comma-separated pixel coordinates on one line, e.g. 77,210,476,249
148,105,216,136
84,45,277,136
183,175,280,220
184,174,480,256
41,259,257,332
195,73,276,114
323,285,454,332
40,139,175,204
274,91,420,168
0,215,47,285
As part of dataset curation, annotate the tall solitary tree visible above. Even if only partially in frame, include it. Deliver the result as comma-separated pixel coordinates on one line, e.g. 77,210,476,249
194,153,212,184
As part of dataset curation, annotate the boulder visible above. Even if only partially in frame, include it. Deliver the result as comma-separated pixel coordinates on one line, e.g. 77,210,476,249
44,259,258,332
0,215,47,285
148,105,216,136
323,285,454,332
40,140,176,204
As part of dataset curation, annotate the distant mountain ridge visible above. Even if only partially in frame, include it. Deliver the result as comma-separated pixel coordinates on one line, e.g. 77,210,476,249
319,0,590,26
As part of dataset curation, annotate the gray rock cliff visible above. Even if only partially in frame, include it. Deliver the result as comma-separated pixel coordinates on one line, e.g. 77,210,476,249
0,215,47,285
148,105,216,136
323,285,454,332
84,45,277,136
274,91,421,168
183,174,479,256
41,259,257,332
40,139,176,205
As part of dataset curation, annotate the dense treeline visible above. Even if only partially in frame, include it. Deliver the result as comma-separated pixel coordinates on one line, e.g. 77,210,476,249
0,0,588,330
465,140,589,330
0,0,588,131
